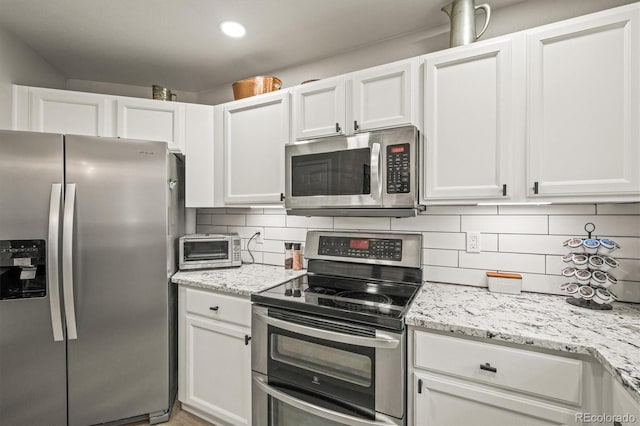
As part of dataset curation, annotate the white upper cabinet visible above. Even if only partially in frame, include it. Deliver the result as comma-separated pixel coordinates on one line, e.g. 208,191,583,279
351,58,419,132
223,91,290,205
13,85,114,137
184,104,215,208
292,57,421,140
526,5,640,198
116,97,186,152
423,37,515,201
292,77,345,140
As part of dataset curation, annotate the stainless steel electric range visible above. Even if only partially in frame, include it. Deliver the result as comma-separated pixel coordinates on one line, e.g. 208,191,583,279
251,230,423,426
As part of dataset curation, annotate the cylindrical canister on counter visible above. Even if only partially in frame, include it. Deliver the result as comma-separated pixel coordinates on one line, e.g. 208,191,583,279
292,243,302,270
284,242,293,270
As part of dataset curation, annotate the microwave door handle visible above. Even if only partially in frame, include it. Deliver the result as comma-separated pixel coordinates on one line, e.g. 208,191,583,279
370,143,382,200
254,374,398,426
255,312,398,349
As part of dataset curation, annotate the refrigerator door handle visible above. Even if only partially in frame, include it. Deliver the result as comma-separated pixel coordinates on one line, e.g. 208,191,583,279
63,183,78,340
48,183,64,342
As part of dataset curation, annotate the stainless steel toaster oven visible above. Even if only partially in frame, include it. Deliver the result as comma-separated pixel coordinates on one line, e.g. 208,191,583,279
178,234,241,270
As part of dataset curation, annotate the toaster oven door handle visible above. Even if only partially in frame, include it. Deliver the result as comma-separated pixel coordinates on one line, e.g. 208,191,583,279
254,375,399,426
370,143,382,201
256,312,399,349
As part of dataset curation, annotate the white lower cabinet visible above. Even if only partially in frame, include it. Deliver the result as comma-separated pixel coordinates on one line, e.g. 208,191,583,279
178,286,252,426
413,372,577,426
409,328,583,426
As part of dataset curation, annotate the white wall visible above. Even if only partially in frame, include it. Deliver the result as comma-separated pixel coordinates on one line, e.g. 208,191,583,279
195,204,640,303
197,0,638,105
66,79,199,103
0,26,65,129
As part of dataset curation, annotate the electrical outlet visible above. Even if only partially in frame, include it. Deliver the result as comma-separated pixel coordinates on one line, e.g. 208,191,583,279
254,228,264,244
467,232,481,253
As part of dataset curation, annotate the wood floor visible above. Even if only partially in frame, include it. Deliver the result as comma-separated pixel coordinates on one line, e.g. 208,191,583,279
127,400,215,426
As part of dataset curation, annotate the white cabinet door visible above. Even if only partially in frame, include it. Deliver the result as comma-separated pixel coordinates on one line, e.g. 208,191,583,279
423,38,515,201
223,91,290,204
116,98,185,152
293,77,345,140
185,104,215,207
182,315,251,426
526,5,640,197
351,58,418,132
26,87,113,137
413,372,578,426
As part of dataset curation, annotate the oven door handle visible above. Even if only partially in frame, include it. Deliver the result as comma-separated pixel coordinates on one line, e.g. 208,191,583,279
256,312,399,349
254,375,399,426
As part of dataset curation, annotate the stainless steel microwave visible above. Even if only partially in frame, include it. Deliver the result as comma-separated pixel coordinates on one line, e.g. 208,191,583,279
284,125,423,217
179,234,241,270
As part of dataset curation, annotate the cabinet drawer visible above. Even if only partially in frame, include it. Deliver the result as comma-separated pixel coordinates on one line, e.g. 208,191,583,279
414,331,583,405
185,287,251,327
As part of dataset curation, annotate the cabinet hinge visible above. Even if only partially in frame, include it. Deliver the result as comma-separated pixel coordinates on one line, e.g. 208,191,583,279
354,120,359,131
336,123,341,133
502,184,507,197
245,335,252,345
280,193,285,202
418,379,423,394
533,181,539,194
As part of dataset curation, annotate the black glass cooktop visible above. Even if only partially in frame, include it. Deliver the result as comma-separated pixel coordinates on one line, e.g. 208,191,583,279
251,273,421,330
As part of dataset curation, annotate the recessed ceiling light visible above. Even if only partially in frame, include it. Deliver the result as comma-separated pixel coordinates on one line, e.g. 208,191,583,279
220,21,246,38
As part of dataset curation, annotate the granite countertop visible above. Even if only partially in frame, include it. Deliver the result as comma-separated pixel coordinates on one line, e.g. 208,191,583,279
171,264,306,297
406,282,640,404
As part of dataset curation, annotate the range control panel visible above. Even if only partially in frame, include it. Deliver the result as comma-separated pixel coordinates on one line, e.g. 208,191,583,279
386,143,410,194
318,236,402,261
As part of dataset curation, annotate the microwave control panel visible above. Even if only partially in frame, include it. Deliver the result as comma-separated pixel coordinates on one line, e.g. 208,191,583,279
386,143,410,194
318,236,402,261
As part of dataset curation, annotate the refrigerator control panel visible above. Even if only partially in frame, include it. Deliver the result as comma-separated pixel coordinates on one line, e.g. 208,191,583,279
0,240,46,300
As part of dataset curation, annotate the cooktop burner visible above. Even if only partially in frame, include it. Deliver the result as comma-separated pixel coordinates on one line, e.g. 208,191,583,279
252,271,421,330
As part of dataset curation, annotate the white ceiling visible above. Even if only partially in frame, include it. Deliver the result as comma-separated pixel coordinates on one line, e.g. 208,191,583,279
0,0,524,92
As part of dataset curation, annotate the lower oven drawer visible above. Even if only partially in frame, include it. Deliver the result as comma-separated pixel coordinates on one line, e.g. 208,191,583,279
252,372,403,426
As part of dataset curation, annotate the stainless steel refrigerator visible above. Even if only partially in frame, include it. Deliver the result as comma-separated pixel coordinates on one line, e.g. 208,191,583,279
0,130,183,426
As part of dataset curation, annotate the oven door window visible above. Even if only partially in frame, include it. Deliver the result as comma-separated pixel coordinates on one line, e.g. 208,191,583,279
183,240,228,261
268,325,375,412
291,148,371,196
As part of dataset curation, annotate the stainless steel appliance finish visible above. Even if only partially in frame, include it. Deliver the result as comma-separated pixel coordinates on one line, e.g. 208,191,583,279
178,233,241,270
251,231,422,426
284,126,423,217
0,131,183,426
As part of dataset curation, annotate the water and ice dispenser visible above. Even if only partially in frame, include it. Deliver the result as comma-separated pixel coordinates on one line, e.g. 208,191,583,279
0,240,46,300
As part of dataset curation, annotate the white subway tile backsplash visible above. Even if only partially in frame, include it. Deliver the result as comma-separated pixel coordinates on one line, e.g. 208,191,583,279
459,251,546,274
615,259,640,282
334,217,391,230
596,203,640,215
423,205,497,215
241,251,263,264
263,252,284,266
246,214,286,227
461,215,548,234
391,215,460,232
498,205,596,215
423,249,458,267
422,232,465,250
195,214,212,225
549,215,640,237
196,204,640,303
286,216,334,229
263,227,308,242
423,266,488,287
210,214,246,226
499,235,569,255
